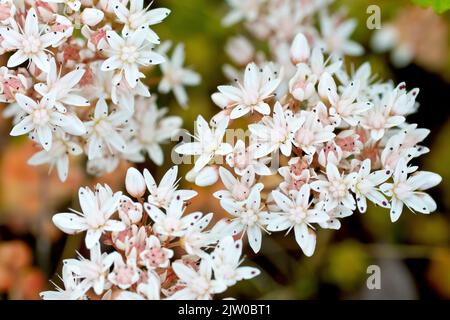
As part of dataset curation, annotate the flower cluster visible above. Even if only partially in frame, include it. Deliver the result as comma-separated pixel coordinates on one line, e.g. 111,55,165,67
222,0,363,91
174,0,442,257
41,166,259,300
0,1,200,181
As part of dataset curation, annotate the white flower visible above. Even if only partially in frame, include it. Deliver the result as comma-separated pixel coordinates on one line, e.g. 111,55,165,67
0,8,63,72
118,195,143,225
293,108,335,155
108,250,140,290
380,158,441,222
321,73,372,126
175,115,232,173
101,28,165,88
52,185,126,249
136,271,161,300
249,102,303,158
34,58,90,113
222,0,262,26
64,243,119,295
158,43,201,107
143,165,197,209
267,185,328,256
319,14,363,57
125,167,146,198
352,159,391,213
211,236,260,286
212,63,281,119
40,265,88,300
10,93,85,151
84,98,130,160
28,133,83,182
360,103,405,141
139,235,173,269
220,187,268,253
288,64,317,101
126,96,182,165
144,197,205,237
214,167,263,204
225,139,271,176
180,213,222,255
112,0,170,41
310,163,357,210
169,259,226,300
225,36,254,65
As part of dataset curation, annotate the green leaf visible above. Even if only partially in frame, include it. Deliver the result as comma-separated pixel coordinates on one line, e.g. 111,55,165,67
412,0,450,13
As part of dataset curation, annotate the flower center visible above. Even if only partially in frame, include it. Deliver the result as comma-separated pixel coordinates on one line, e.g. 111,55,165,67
329,179,347,199
120,46,138,63
241,208,258,226
32,108,50,126
22,35,42,55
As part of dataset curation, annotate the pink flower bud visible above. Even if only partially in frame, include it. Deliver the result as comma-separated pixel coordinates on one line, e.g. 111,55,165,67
81,8,104,27
125,168,146,198
290,33,310,65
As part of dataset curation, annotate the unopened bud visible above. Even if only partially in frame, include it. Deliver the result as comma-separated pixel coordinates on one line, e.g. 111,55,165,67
125,167,146,198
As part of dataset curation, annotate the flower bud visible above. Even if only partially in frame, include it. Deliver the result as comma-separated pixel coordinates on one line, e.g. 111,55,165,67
81,8,104,27
290,33,310,65
125,168,146,198
194,166,219,187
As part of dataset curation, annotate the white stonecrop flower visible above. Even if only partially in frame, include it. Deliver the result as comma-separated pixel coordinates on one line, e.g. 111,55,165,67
169,259,227,300
52,185,126,249
1,8,63,72
220,187,268,253
10,93,85,151
175,115,232,174
293,108,335,156
40,265,88,300
222,0,262,26
64,243,119,295
108,250,140,290
143,165,197,209
320,73,372,126
158,43,201,107
28,133,83,182
84,98,130,160
127,96,182,165
380,158,442,222
211,236,260,286
352,159,391,213
139,235,173,269
212,63,281,119
310,163,357,210
34,58,90,113
113,0,170,41
267,185,329,256
101,28,165,88
214,167,263,204
249,102,303,158
144,197,206,237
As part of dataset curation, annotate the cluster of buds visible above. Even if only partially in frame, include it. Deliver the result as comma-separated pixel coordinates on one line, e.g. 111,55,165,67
174,0,442,256
0,0,200,181
41,166,259,300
